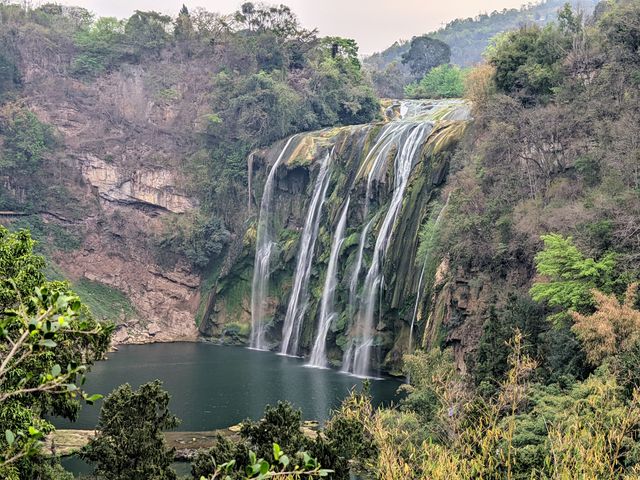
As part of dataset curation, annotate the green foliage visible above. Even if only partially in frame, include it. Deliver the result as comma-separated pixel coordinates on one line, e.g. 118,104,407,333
191,434,249,479
194,402,341,479
4,215,84,254
82,380,180,480
174,4,194,41
530,234,617,313
487,24,568,105
401,36,451,79
0,108,55,174
124,10,172,59
323,384,377,470
405,64,466,99
0,227,112,479
599,0,640,60
474,296,546,395
72,17,126,76
72,278,136,322
199,443,332,480
240,402,306,462
158,212,230,269
400,349,459,432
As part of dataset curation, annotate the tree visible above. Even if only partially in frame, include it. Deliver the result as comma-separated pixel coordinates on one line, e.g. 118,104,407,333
72,16,126,76
124,10,172,59
82,380,180,480
571,283,640,366
0,227,112,479
487,24,568,105
404,64,466,99
530,234,617,314
0,108,55,174
240,402,306,462
401,36,451,79
174,4,194,42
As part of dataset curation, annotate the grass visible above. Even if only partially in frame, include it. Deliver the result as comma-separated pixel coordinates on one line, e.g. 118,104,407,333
72,278,137,322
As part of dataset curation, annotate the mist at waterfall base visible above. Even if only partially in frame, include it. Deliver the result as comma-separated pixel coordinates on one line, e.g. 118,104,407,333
250,99,470,378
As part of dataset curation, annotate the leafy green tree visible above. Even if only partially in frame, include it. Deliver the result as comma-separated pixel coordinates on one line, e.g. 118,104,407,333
405,64,466,99
82,380,180,480
401,36,451,79
599,0,640,61
323,384,377,471
530,234,617,314
0,109,55,174
240,402,306,462
191,434,249,479
124,10,172,59
0,227,112,479
474,296,546,395
158,212,230,269
73,17,126,76
487,24,568,105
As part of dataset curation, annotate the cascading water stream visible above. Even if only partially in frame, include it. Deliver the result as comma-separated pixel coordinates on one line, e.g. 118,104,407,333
347,123,433,377
280,149,334,356
308,198,350,368
408,193,451,353
250,136,297,350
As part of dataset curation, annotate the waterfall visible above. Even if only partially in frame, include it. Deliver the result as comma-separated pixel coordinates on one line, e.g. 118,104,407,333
250,136,297,350
346,123,433,378
248,99,470,370
280,149,334,356
408,194,451,353
347,218,374,317
308,198,350,368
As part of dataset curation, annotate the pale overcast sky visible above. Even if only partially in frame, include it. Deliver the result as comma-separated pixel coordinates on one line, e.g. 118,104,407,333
56,0,532,54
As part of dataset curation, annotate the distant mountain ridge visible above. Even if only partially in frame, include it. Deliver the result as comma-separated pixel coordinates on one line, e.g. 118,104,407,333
366,0,600,70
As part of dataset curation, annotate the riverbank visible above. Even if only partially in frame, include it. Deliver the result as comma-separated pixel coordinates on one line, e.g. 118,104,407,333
46,422,319,461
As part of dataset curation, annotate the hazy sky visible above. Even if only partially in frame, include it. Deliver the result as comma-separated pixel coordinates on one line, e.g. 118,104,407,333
57,0,531,54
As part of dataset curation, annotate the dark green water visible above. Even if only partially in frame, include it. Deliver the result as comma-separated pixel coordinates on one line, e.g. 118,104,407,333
57,342,401,431
58,343,401,477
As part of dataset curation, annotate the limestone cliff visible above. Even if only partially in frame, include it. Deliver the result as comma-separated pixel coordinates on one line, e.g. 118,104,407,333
1,42,221,343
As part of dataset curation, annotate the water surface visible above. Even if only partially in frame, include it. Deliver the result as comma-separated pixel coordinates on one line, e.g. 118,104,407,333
57,342,402,431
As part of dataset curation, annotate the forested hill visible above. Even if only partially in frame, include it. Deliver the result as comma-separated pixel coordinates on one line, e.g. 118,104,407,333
434,0,599,65
365,0,599,96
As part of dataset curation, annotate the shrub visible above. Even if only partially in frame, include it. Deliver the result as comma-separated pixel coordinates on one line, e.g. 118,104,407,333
405,64,466,99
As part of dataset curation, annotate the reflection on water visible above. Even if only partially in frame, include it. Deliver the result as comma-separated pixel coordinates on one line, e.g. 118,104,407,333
55,342,401,431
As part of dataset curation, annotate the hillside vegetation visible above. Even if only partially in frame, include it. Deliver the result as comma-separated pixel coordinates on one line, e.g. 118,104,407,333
365,0,599,97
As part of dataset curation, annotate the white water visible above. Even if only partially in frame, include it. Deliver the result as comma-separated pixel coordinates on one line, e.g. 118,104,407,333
280,150,334,356
408,194,451,353
308,198,350,368
250,136,297,350
349,124,432,377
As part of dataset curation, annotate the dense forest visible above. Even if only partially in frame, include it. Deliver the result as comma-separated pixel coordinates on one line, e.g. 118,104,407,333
1,0,640,479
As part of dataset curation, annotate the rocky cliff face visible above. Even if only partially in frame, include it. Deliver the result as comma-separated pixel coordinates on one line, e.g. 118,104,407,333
3,44,222,343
